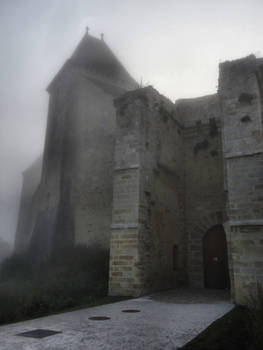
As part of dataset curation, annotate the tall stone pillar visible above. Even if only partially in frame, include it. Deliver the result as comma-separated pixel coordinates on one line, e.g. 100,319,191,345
109,87,185,296
108,92,142,297
219,55,263,304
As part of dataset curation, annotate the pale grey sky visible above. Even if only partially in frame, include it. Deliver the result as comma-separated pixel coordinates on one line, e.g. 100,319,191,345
0,0,262,245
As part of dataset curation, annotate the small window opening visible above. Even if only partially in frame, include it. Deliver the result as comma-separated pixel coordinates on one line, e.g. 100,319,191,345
173,245,179,271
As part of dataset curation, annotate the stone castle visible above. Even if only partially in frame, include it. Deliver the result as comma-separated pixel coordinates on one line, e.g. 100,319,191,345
15,30,263,304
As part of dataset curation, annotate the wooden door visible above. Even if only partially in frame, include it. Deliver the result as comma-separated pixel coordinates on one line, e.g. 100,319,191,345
203,225,230,289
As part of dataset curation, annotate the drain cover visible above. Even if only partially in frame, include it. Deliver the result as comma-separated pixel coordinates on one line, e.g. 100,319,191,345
17,329,62,339
89,316,111,321
122,309,141,313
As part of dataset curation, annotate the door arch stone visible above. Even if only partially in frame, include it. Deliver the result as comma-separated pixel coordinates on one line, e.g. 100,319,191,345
187,212,230,288
203,225,230,289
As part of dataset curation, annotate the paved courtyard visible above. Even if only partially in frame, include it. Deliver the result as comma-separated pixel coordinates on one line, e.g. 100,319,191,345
0,289,233,350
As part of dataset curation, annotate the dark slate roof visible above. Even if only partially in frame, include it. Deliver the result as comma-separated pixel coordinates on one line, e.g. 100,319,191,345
48,33,137,92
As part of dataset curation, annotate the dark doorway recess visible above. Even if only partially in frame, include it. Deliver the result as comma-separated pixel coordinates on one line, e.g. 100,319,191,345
203,225,230,289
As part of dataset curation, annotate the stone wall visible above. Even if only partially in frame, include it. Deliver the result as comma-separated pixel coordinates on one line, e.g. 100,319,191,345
69,70,118,249
109,56,263,301
174,96,226,287
175,94,220,127
109,87,185,296
29,65,134,260
15,157,42,252
219,55,263,304
29,68,79,259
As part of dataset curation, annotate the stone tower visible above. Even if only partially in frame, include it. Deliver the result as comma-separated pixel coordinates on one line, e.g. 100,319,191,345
16,30,137,259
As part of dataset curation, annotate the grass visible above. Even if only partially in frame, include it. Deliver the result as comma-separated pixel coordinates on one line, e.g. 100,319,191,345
179,306,252,350
0,292,128,327
246,284,263,350
180,285,263,350
0,244,128,326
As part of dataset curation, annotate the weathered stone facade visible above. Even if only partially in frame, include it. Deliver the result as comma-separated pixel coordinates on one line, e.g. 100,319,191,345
15,32,263,305
108,55,263,303
219,56,263,303
109,88,185,296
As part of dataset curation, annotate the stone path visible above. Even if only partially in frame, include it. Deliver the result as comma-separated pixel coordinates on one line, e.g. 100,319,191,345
0,289,233,350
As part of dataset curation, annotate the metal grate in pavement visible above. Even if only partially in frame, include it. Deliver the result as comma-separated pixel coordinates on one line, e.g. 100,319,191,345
89,316,111,320
122,309,141,313
17,329,62,339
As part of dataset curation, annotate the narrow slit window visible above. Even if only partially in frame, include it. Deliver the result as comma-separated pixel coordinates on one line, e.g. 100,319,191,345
173,245,178,271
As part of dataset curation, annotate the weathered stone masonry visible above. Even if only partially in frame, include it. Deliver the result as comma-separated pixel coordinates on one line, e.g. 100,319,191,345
219,56,263,303
177,96,226,289
15,31,263,305
109,88,185,296
109,56,263,302
109,88,226,296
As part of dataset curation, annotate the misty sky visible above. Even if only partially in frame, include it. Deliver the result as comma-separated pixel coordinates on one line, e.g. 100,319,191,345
0,0,262,246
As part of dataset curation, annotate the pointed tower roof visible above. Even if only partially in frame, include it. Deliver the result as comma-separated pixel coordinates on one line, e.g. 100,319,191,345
48,30,137,92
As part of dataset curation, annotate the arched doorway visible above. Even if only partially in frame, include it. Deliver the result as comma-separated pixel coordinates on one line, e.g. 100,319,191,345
203,225,230,289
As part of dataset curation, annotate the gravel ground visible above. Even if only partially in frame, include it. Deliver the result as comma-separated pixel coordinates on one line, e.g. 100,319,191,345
0,288,233,350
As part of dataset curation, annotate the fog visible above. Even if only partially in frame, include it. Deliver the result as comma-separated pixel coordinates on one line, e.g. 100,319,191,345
0,0,262,246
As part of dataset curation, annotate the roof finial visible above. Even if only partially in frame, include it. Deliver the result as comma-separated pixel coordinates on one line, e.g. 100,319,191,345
86,26,89,35
101,33,104,41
